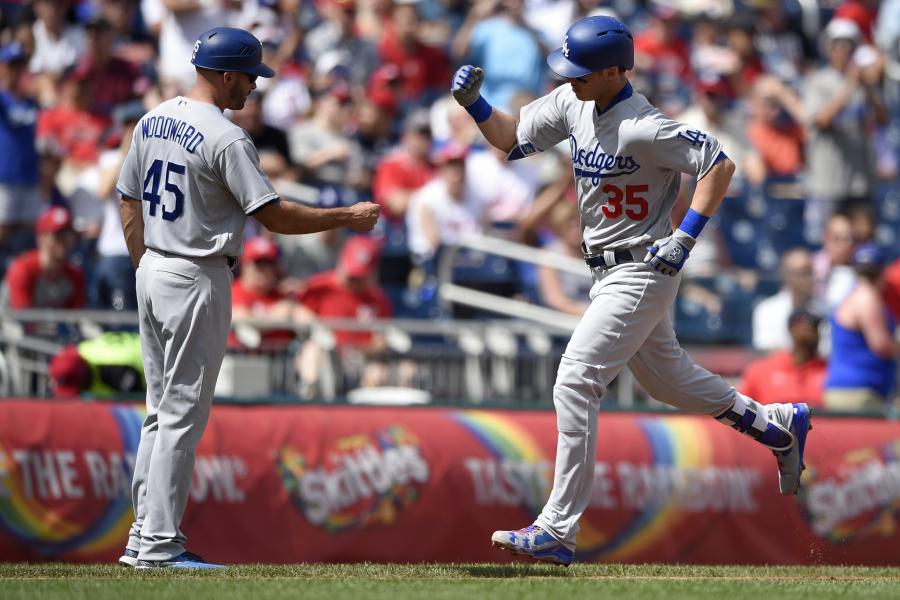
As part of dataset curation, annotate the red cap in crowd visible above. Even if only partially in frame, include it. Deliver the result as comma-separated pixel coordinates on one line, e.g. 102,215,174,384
433,143,469,165
330,82,353,103
695,75,733,99
340,235,381,278
36,206,73,235
243,237,280,263
49,346,91,398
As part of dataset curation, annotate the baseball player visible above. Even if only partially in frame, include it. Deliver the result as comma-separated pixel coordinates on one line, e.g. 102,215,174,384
451,16,812,566
116,27,379,569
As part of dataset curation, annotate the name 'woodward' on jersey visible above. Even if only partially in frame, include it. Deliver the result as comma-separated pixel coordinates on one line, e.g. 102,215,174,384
116,96,278,259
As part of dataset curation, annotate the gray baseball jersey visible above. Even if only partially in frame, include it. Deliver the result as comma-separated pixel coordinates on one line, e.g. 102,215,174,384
116,96,278,258
512,84,723,251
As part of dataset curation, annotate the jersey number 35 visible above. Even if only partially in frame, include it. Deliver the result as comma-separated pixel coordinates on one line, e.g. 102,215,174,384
142,159,185,222
601,183,648,221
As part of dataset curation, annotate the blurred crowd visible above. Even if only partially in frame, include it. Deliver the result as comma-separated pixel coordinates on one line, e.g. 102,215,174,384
1,0,900,408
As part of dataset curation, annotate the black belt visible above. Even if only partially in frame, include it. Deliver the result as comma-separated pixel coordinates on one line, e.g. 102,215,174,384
584,249,639,269
148,248,237,269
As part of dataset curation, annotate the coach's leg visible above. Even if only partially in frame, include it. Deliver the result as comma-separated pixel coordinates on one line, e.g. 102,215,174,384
138,261,231,561
533,264,680,547
628,313,794,450
128,255,165,554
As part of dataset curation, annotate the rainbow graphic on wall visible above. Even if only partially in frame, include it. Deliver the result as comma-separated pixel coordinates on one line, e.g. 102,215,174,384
0,406,142,558
453,410,715,562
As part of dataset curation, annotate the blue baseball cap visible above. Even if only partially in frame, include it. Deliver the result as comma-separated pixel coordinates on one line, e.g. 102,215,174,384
852,242,885,268
0,42,27,64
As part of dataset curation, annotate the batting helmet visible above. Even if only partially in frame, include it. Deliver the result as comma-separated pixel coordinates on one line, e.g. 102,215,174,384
191,27,275,78
547,16,634,79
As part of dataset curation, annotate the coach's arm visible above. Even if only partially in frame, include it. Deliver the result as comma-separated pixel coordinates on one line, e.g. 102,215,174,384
254,199,380,235
119,197,147,270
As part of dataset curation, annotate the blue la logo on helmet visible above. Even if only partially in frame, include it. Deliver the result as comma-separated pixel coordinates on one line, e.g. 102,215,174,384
190,27,275,78
547,16,634,79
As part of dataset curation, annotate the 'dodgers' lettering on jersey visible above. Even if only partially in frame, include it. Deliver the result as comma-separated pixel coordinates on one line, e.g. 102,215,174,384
141,116,205,153
570,134,640,186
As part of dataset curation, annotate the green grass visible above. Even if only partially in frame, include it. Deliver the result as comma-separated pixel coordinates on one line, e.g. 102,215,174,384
1,563,899,600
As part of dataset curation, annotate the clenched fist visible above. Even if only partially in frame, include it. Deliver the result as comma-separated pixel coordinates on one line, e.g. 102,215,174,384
451,65,484,107
347,202,381,232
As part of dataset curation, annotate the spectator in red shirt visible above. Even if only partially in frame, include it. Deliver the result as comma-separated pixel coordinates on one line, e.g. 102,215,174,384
231,237,310,351
295,235,393,397
3,206,85,309
36,66,108,164
634,5,692,79
746,75,806,178
740,309,827,408
372,110,434,221
72,15,148,119
378,2,450,105
883,257,900,321
298,235,392,347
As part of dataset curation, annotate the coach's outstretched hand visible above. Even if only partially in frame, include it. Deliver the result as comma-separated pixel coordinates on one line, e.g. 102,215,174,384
643,229,696,276
451,65,484,107
348,202,381,232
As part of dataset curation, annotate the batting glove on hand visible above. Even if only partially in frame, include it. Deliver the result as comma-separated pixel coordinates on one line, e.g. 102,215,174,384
643,229,696,276
451,65,484,107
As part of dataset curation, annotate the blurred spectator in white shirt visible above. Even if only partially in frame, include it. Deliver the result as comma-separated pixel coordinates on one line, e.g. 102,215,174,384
753,248,825,352
407,144,485,262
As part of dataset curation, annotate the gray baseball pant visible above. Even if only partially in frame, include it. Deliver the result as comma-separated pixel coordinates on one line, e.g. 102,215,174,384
533,259,790,547
127,250,232,561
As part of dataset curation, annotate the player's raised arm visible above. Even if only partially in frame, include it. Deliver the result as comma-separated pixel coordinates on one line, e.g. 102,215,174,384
450,66,518,152
253,199,380,235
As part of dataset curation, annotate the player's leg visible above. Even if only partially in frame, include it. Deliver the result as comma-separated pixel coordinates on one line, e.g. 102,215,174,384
492,264,680,563
136,259,231,565
628,312,811,494
122,254,166,567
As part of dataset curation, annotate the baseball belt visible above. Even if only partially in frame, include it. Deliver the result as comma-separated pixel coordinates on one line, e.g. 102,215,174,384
583,248,640,269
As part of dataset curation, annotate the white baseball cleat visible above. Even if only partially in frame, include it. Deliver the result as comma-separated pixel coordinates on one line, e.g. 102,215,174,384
118,548,138,567
490,525,575,566
774,403,812,495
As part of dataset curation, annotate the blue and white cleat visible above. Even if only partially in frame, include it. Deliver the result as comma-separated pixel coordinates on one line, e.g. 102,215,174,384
118,548,138,567
135,551,225,569
491,525,574,566
774,403,812,496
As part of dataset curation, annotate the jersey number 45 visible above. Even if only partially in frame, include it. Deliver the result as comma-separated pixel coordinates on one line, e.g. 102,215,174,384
142,159,185,222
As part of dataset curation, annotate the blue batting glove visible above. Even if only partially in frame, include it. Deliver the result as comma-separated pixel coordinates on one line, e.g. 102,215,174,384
643,229,696,276
451,65,484,108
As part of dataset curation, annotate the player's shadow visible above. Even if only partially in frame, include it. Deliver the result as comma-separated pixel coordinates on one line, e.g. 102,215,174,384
460,564,573,578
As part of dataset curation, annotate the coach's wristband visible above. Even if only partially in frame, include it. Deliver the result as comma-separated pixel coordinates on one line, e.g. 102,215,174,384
678,208,709,239
465,96,493,123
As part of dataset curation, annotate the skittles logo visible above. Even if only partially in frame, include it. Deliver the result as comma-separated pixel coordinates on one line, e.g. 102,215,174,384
798,439,900,543
455,411,760,562
0,406,142,558
277,425,430,533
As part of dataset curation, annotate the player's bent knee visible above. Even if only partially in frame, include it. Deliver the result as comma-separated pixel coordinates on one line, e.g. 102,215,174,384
553,356,604,433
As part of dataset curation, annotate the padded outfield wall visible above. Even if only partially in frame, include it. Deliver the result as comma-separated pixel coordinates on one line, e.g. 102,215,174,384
0,400,897,564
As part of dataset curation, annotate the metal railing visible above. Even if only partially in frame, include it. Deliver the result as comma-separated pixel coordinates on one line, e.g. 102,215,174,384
0,309,583,405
